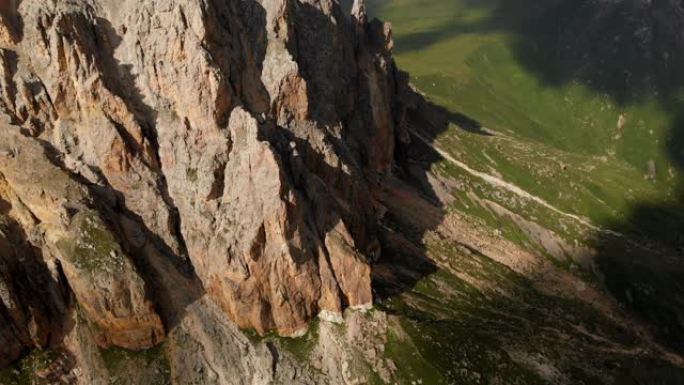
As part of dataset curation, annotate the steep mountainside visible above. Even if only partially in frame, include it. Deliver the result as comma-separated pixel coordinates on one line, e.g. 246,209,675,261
1,0,684,384
367,0,684,382
0,0,407,380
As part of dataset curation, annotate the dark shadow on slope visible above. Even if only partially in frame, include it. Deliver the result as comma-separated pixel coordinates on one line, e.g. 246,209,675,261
276,2,472,303
375,244,684,383
507,0,684,355
410,95,491,138
591,137,684,354
366,103,684,382
386,0,546,56
374,0,684,356
510,0,684,105
0,198,72,368
373,92,465,299
385,0,684,105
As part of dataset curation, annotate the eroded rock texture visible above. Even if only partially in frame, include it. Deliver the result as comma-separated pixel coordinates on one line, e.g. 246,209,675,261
0,0,406,366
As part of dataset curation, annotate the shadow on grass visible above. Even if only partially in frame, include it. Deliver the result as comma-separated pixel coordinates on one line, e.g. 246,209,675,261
386,0,684,104
510,0,684,356
374,0,684,356
371,83,490,300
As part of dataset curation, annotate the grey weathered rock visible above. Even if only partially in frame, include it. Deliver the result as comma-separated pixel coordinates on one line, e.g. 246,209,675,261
0,128,165,351
0,0,407,372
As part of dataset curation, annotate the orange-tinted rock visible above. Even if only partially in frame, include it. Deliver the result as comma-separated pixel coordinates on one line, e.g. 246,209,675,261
0,0,408,350
0,128,165,350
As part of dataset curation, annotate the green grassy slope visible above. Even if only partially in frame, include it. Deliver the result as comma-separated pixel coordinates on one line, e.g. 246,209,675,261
370,0,684,229
366,0,684,382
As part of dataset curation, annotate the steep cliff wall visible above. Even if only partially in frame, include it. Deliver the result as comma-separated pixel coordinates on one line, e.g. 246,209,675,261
0,0,408,368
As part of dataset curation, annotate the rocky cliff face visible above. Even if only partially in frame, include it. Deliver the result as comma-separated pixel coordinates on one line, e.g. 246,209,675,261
0,0,407,369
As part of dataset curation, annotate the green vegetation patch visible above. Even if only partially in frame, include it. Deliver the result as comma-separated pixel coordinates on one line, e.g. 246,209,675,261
56,212,128,274
100,344,170,385
377,237,683,384
370,0,684,242
0,349,68,385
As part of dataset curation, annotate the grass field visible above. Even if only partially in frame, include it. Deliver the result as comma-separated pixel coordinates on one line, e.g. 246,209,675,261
368,0,684,380
369,0,684,233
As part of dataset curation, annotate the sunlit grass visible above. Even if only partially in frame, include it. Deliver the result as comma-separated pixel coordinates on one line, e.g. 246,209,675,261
370,0,683,237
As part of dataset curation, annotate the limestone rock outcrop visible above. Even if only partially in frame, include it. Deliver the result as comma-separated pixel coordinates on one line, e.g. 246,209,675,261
0,0,407,366
0,128,165,353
